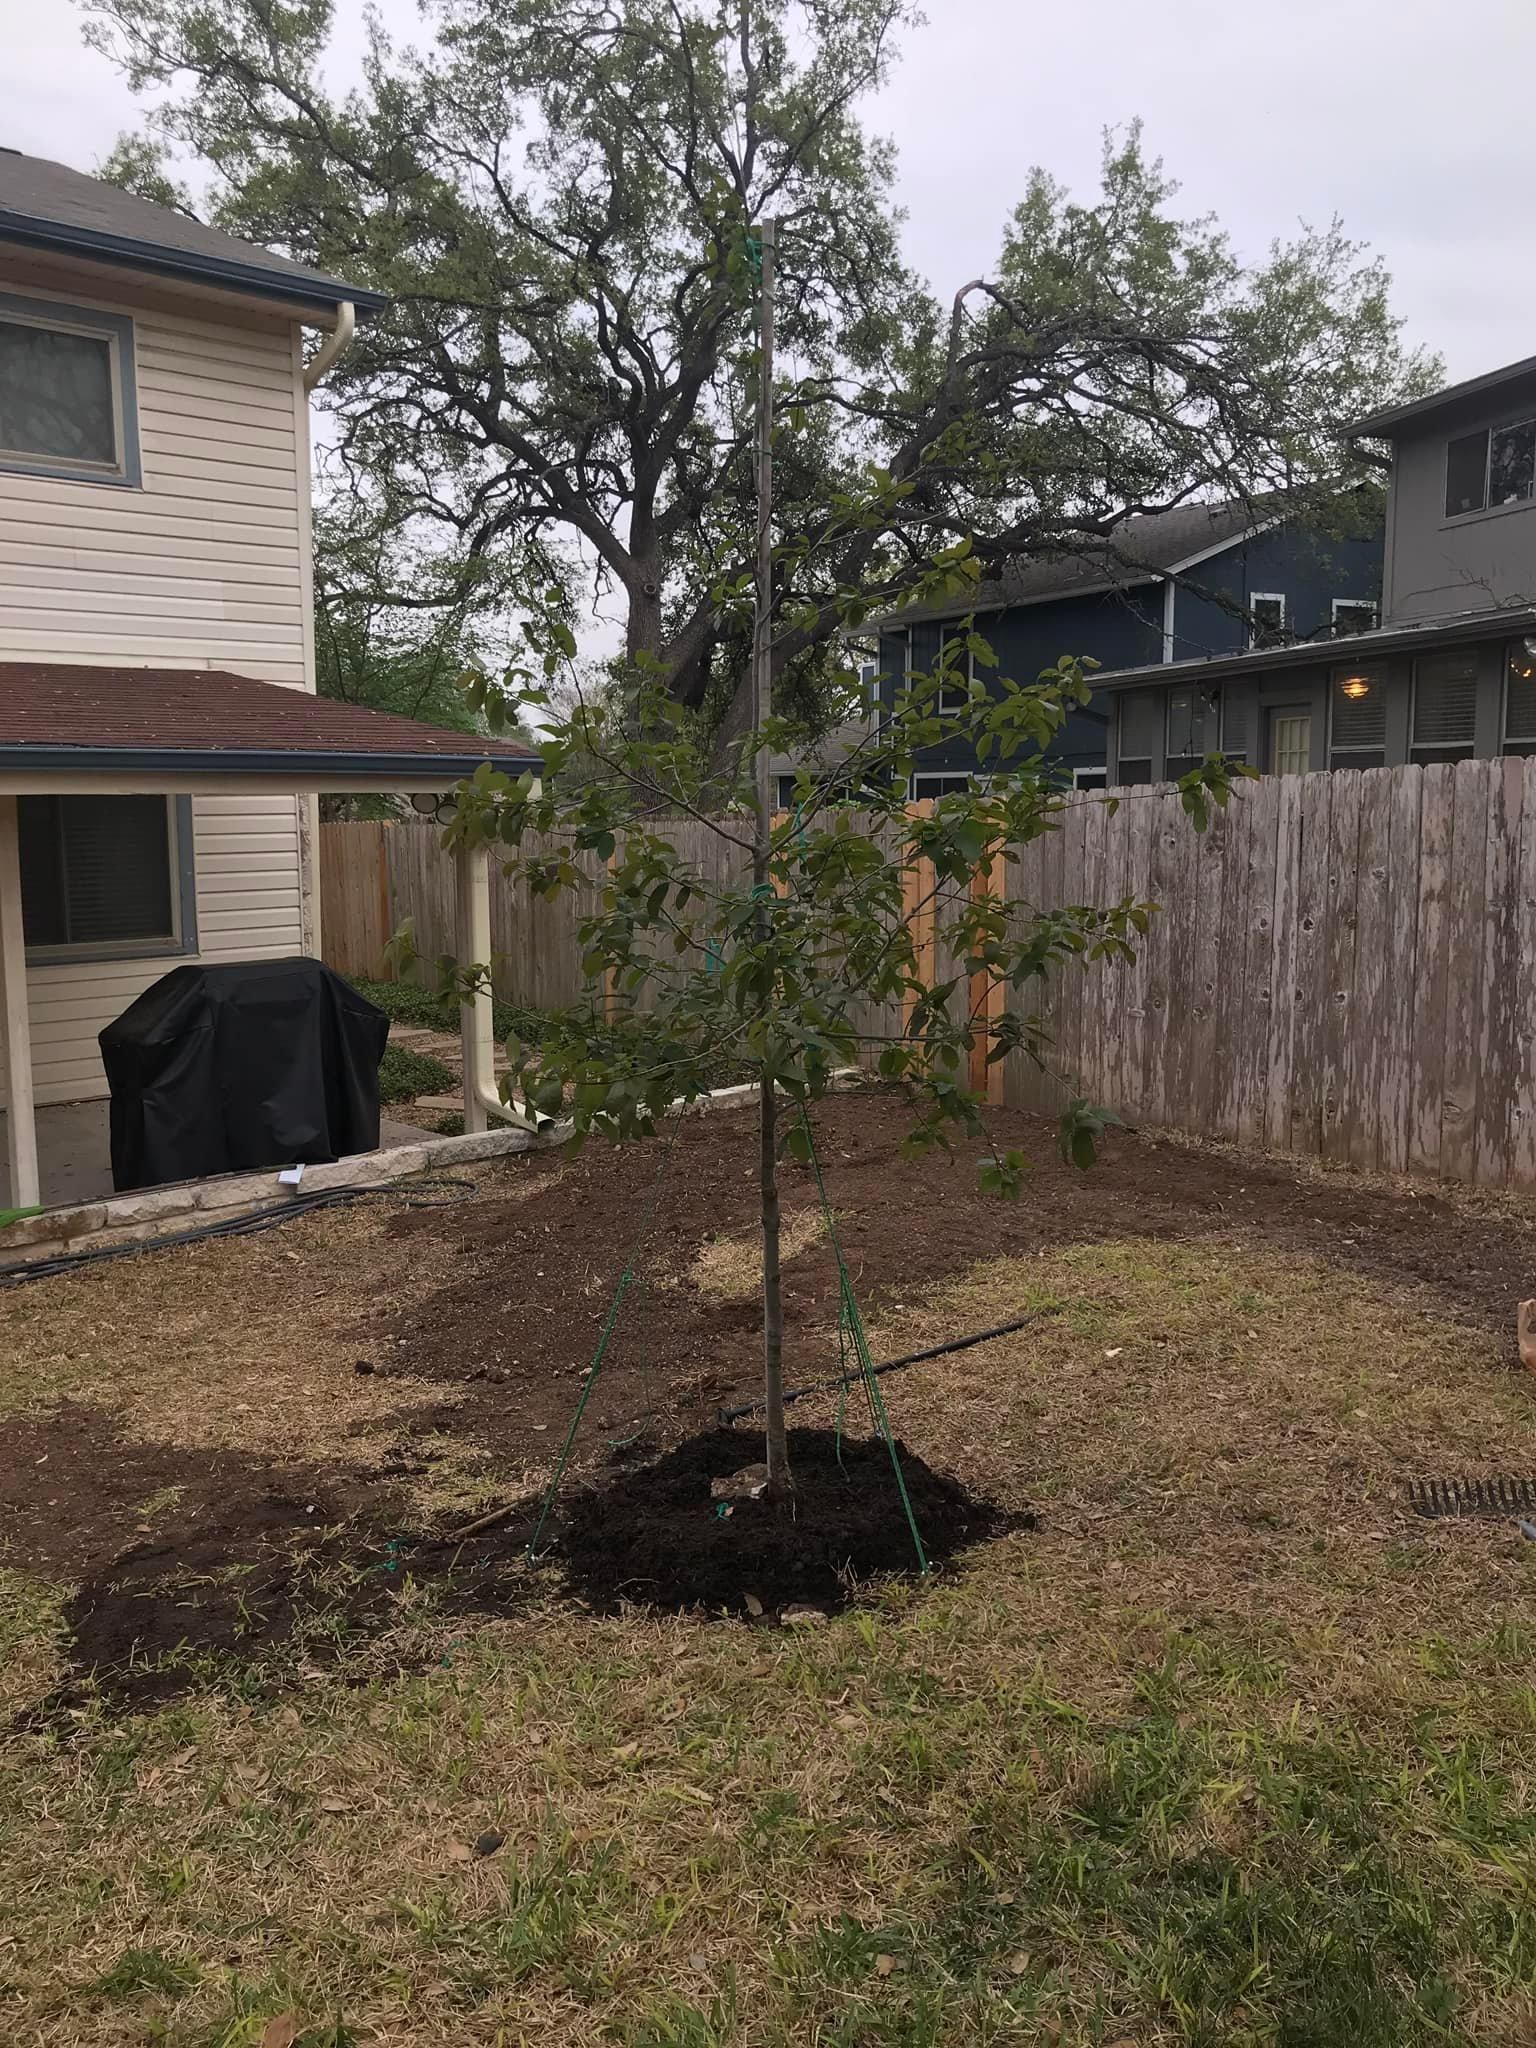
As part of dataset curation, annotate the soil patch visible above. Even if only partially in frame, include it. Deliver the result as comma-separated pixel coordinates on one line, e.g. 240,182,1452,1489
549,1425,1025,1616
48,1490,542,1714
0,1402,382,1583
370,1089,1536,1477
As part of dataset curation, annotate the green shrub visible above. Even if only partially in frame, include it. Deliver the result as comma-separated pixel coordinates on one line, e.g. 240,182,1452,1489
377,1042,456,1104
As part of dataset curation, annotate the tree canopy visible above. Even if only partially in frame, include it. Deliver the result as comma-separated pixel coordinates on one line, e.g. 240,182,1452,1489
91,0,1436,727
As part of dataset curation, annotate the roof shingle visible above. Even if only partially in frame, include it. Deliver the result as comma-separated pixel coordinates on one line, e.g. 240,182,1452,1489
0,664,536,773
0,150,384,316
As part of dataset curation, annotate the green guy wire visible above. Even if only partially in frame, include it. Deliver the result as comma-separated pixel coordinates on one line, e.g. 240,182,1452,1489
799,1103,930,1575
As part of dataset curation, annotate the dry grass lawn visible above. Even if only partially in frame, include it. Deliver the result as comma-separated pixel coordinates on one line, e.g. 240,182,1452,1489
3,1195,1536,2045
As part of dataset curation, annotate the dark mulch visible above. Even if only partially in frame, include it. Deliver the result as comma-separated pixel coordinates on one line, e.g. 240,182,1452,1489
548,1425,1025,1616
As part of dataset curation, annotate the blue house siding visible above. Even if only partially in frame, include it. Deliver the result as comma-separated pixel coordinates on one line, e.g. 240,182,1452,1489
884,587,1162,780
1170,524,1382,663
881,516,1384,786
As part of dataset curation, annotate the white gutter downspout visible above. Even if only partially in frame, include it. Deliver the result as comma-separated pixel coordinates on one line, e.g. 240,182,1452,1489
303,299,356,392
454,839,541,1135
0,796,39,1210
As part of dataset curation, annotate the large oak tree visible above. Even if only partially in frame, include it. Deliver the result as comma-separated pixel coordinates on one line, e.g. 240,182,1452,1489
90,0,1433,724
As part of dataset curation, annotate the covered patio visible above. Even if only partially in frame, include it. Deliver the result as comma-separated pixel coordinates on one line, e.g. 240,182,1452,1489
0,662,539,1220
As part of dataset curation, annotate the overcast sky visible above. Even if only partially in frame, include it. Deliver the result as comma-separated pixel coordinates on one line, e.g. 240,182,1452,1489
7,0,1535,386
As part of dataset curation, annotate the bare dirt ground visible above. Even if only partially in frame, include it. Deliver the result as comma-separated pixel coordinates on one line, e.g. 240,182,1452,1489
7,1091,1536,2044
2,1085,1534,1707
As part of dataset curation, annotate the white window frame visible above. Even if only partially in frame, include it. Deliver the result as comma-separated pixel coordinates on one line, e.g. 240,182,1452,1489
1249,592,1288,648
1072,765,1108,789
910,772,985,803
0,291,141,487
21,794,197,965
1331,598,1378,636
1445,417,1536,522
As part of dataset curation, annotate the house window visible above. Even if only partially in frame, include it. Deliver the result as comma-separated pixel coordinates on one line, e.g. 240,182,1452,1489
1445,418,1536,519
1330,666,1388,769
910,774,978,802
1165,686,1219,777
1331,599,1378,637
1071,765,1107,790
1446,431,1489,517
1115,687,1161,786
0,293,140,486
19,796,187,957
1250,594,1288,648
1504,639,1536,756
1411,651,1478,763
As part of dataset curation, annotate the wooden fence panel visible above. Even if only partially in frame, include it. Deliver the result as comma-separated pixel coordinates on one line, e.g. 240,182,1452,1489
317,759,1536,1189
318,821,391,980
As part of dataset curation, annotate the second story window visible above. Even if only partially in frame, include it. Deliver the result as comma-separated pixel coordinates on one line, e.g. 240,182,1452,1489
1445,417,1536,519
1249,594,1288,647
0,294,139,486
1331,599,1378,637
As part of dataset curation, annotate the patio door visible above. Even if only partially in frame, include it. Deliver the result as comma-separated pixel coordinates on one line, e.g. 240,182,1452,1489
1267,706,1312,777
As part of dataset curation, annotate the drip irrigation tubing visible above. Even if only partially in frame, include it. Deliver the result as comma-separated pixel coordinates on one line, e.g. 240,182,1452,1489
715,1310,1044,1425
0,1174,478,1287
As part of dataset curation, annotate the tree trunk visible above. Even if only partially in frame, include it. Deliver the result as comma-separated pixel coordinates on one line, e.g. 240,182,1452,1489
760,1071,789,1495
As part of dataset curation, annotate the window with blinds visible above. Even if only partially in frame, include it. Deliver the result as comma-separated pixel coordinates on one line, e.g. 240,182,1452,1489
1505,640,1536,753
1221,691,1250,759
1412,652,1478,762
1115,688,1160,785
1330,666,1387,768
19,796,179,953
1165,686,1219,777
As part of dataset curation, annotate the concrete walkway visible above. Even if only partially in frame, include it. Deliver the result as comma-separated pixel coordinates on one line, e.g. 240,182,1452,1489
0,1099,431,1211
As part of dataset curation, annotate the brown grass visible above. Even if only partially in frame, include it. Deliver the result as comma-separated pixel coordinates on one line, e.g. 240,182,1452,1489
5,1194,1536,2044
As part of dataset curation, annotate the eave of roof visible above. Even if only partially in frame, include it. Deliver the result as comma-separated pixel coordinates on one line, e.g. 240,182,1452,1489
0,207,388,320
1347,357,1536,439
0,743,539,780
1088,606,1536,691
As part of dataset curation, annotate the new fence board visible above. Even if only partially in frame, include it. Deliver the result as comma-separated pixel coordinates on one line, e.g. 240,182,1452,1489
319,759,1536,1189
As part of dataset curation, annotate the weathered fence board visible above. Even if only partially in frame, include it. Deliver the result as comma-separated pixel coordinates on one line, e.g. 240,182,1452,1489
319,758,1536,1189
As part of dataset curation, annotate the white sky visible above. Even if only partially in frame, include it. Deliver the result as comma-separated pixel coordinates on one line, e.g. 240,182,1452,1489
7,0,1535,385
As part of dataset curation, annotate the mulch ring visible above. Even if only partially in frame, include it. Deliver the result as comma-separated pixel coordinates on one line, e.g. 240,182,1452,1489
37,1423,1009,1714
544,1425,1026,1617
365,1087,1536,1475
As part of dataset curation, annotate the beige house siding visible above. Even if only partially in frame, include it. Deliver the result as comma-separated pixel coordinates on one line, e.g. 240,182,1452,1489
0,247,316,1105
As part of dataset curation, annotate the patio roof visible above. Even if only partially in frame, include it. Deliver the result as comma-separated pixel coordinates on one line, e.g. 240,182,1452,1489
0,665,540,1212
0,663,541,794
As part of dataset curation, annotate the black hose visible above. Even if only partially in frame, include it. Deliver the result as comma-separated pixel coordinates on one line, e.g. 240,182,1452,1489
715,1310,1044,1424
0,1174,478,1287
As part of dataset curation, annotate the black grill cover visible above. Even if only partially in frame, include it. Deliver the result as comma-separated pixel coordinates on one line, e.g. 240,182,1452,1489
99,957,390,1192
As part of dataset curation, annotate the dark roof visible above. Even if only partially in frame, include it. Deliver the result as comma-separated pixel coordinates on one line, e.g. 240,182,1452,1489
0,150,387,319
890,497,1282,625
0,664,538,781
1088,603,1536,692
1347,356,1536,440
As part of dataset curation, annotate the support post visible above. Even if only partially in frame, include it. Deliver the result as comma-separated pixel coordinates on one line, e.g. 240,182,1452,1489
0,796,40,1210
455,837,494,1136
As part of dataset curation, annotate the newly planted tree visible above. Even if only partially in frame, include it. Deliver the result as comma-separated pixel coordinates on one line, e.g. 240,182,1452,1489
443,599,1246,1496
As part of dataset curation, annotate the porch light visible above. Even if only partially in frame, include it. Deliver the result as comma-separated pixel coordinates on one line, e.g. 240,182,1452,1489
1340,675,1372,700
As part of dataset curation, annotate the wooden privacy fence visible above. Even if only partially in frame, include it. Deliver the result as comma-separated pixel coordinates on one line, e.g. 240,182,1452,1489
1007,756,1536,1188
319,757,1536,1189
